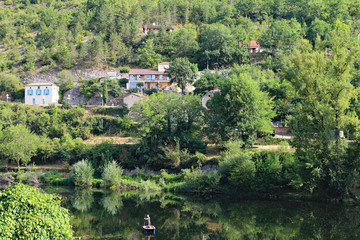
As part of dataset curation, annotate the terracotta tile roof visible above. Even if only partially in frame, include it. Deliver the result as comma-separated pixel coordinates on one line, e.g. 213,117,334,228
249,40,260,47
129,69,167,75
159,62,170,65
121,93,144,99
25,82,59,87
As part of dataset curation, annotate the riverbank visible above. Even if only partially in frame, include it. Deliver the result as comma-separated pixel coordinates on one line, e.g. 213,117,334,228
1,167,359,205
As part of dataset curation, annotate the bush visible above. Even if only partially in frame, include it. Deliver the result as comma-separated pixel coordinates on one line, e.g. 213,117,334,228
16,171,39,185
251,153,283,195
118,66,130,73
228,152,256,190
0,183,73,239
182,168,220,193
70,160,94,187
92,106,129,117
102,161,123,188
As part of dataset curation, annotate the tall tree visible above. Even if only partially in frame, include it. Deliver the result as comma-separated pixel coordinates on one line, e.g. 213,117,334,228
193,71,226,95
284,37,360,199
166,57,198,94
137,39,162,68
0,124,40,171
207,69,275,146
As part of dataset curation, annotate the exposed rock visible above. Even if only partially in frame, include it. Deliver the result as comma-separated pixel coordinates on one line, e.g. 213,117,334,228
0,174,14,185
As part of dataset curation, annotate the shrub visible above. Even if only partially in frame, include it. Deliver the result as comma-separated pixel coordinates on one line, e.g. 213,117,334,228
251,153,283,195
118,66,130,73
228,152,256,190
70,160,94,187
102,161,123,188
16,171,39,185
0,183,73,239
182,168,220,193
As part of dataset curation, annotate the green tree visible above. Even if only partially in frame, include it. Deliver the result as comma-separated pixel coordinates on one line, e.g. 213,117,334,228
166,57,198,94
259,19,303,53
102,81,109,104
102,160,123,188
56,70,76,103
137,39,162,68
23,44,37,72
193,71,226,95
198,23,237,69
207,69,275,146
70,159,94,187
0,183,73,239
132,92,205,158
0,124,40,171
170,23,199,59
284,37,360,199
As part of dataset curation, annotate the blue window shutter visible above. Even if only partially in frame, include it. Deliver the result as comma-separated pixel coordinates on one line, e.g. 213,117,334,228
47,89,50,95
39,89,41,95
27,90,29,95
31,90,33,95
43,89,46,95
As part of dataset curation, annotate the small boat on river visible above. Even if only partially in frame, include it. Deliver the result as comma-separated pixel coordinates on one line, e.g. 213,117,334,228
143,214,156,234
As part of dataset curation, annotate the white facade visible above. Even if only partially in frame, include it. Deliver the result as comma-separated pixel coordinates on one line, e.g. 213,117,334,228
25,83,60,105
201,88,220,109
158,62,169,72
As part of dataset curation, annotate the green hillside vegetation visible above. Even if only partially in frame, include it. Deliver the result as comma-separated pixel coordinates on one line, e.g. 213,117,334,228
0,0,360,73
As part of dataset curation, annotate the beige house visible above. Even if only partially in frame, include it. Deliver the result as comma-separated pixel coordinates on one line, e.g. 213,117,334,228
25,83,59,105
201,87,220,109
127,62,174,90
242,40,262,53
121,93,143,108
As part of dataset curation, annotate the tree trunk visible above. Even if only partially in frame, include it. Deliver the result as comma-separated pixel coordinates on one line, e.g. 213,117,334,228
17,160,20,172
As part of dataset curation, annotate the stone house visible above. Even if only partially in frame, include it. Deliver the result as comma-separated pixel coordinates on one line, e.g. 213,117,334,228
24,83,59,105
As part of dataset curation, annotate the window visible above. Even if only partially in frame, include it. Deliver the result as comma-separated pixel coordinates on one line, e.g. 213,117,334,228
30,89,33,95
37,87,41,95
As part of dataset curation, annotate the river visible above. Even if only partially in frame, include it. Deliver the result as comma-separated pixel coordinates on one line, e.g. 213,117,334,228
43,186,360,240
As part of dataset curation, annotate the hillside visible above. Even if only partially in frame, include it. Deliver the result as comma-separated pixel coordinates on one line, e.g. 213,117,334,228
0,0,360,76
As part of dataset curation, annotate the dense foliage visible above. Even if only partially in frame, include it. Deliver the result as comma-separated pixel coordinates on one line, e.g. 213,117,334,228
71,159,94,187
0,183,73,239
1,0,360,72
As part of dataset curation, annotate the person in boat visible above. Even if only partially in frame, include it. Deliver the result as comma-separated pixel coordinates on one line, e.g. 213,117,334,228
144,214,151,227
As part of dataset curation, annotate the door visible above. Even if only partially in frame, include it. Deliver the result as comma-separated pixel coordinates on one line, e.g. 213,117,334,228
32,98,35,104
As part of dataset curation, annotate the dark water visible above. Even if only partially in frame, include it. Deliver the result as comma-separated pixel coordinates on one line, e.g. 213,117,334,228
43,187,360,240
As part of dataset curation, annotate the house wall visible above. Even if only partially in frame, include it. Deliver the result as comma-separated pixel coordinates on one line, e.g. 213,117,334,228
25,86,59,105
158,64,169,72
124,95,141,108
202,94,212,108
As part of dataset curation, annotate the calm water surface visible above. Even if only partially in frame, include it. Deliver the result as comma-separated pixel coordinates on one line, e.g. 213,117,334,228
43,187,360,240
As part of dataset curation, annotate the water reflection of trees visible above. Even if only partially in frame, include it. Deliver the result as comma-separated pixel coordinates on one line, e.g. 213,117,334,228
102,190,123,215
71,188,94,212
61,188,360,239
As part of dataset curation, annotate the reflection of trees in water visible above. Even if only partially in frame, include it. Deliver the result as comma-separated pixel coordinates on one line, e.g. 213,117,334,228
102,190,123,215
71,188,94,212
53,187,360,239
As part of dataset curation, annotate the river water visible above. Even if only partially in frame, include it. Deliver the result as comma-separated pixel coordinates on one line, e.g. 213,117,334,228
43,186,360,240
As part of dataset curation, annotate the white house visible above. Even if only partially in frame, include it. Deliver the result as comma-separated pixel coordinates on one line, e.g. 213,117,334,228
121,93,143,108
201,87,220,109
25,83,60,105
